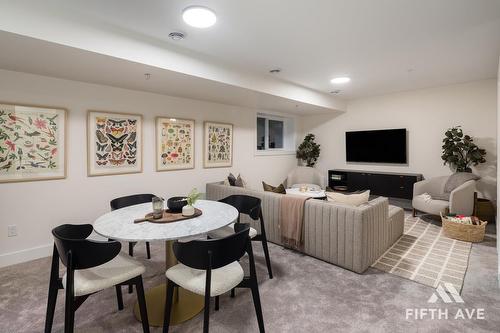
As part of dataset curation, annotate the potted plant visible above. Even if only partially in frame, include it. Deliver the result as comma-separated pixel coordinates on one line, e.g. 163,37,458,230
182,188,202,216
441,126,486,172
296,133,321,167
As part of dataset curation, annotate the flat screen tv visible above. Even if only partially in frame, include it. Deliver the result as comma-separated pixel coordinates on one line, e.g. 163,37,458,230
346,128,407,164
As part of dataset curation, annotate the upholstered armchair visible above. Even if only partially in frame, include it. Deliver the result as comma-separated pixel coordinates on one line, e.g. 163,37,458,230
412,176,476,216
286,166,326,190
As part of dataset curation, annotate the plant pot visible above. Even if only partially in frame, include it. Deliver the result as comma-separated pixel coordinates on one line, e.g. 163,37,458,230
182,205,195,216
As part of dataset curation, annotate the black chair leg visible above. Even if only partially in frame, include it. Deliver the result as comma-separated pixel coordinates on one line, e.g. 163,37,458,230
129,242,135,257
215,296,219,311
230,288,235,298
44,284,58,333
64,298,75,333
251,282,265,333
146,242,151,259
203,292,210,333
128,242,135,294
115,285,124,310
135,277,150,333
163,282,175,333
260,238,273,279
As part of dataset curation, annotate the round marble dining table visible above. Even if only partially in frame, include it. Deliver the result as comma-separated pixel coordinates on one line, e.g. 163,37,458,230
93,199,239,327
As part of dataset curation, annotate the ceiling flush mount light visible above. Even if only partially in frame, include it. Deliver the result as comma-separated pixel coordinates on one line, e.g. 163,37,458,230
330,77,351,84
168,32,185,40
182,6,216,28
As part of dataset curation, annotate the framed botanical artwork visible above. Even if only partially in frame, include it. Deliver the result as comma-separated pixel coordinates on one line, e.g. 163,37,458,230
204,121,233,168
156,117,195,171
87,110,142,176
0,102,67,183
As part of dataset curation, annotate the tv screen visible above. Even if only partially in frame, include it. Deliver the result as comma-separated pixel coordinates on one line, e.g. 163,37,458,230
346,129,407,164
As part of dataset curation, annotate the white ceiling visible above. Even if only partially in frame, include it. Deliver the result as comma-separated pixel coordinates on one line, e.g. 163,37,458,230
0,0,499,101
0,31,340,115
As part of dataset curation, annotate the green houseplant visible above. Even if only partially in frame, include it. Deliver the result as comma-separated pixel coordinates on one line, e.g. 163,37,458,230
441,126,486,172
182,188,202,216
296,133,321,167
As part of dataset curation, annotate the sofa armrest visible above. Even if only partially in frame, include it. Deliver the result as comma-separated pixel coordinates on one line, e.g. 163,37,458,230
449,180,476,215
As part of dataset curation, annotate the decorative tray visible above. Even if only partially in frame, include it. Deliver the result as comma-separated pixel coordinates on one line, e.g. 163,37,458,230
134,208,202,224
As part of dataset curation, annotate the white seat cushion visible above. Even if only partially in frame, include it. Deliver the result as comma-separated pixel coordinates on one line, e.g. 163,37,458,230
208,223,257,239
63,253,145,296
166,261,244,297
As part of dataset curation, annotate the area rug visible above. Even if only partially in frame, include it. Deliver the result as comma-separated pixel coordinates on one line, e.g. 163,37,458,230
372,215,472,294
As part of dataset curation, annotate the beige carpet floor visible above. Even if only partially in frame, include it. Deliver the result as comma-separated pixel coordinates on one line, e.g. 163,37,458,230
372,216,472,294
1,215,499,332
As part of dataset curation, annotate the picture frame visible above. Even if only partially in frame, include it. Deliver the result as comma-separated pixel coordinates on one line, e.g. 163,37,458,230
0,102,67,183
156,117,195,171
87,110,142,176
204,121,233,168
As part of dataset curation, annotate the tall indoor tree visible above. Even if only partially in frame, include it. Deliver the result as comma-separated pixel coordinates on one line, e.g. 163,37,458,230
441,126,486,172
296,133,321,167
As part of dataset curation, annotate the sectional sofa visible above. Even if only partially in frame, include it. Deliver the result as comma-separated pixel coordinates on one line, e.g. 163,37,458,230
206,181,405,273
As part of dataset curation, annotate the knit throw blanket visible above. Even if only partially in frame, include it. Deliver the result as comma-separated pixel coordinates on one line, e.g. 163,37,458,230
279,194,310,251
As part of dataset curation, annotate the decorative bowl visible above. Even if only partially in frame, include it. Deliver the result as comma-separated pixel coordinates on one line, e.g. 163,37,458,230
167,196,188,213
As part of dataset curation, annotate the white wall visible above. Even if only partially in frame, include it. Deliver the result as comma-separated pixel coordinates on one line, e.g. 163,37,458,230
0,69,298,266
301,79,497,201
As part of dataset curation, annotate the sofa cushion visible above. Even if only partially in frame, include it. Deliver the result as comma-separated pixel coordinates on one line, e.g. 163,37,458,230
444,172,479,193
326,190,370,206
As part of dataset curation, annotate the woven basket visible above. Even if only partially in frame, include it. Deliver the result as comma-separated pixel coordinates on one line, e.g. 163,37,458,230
440,213,487,242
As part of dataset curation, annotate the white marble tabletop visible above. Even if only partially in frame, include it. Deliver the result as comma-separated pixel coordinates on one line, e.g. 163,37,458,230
285,188,327,198
93,200,238,242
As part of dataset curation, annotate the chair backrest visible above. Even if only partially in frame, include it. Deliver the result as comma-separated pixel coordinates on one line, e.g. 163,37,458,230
286,166,325,189
52,224,121,270
110,193,156,210
219,195,261,220
173,226,250,270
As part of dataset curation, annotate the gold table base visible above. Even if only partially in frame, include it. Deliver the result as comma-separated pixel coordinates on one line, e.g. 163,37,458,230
133,283,204,327
133,240,204,327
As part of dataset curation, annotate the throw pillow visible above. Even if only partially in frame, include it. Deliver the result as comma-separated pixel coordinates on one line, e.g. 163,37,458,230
326,190,370,206
234,174,245,187
227,173,237,186
444,172,479,193
262,181,286,194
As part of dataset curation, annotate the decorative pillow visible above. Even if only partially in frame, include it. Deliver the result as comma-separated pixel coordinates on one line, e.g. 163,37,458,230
326,190,370,206
234,174,245,187
444,172,479,193
227,173,237,186
262,181,286,194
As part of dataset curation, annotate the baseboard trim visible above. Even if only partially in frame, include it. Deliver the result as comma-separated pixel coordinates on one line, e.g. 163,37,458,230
0,243,52,268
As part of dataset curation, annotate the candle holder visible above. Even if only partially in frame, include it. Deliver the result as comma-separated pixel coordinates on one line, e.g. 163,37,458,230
152,196,164,219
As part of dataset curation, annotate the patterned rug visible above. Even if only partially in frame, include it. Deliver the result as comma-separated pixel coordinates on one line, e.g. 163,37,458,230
372,215,472,294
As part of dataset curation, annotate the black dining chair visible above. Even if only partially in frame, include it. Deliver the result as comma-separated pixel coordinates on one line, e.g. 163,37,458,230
110,193,156,261
208,195,273,279
163,225,265,333
45,224,149,333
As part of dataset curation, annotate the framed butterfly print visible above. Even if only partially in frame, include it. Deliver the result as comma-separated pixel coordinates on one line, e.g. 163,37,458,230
0,102,67,183
87,110,142,176
204,121,233,168
156,117,195,171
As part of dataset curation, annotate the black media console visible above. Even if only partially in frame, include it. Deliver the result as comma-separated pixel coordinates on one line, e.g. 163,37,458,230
328,169,423,200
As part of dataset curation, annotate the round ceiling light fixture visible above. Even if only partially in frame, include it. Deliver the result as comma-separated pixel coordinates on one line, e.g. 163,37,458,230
330,76,351,84
182,6,217,28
